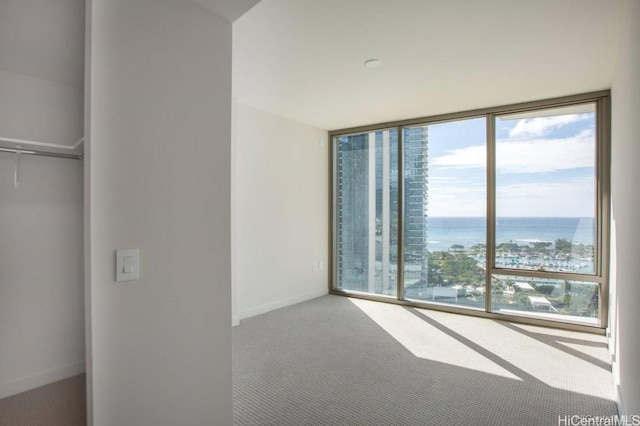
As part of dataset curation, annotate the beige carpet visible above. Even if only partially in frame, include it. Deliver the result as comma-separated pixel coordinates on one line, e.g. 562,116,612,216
0,374,86,426
0,296,617,426
233,295,618,425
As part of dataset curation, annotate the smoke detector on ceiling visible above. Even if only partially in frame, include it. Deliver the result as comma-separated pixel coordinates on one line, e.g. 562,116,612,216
364,59,382,68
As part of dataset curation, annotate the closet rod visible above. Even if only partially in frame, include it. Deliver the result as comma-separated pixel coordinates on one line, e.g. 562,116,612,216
0,147,82,160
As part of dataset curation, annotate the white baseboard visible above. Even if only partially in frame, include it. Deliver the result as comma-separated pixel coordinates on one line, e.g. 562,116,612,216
0,360,85,400
616,384,626,416
232,314,240,327
238,288,328,321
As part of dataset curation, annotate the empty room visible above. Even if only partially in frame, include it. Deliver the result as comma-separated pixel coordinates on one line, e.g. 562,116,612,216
0,0,638,425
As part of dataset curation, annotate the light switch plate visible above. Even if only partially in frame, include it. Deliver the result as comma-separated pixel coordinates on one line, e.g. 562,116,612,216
116,249,140,282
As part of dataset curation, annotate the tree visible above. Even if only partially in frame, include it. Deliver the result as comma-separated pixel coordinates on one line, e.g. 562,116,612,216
470,243,486,253
535,284,555,295
497,241,520,252
532,241,552,252
432,252,484,287
555,238,572,253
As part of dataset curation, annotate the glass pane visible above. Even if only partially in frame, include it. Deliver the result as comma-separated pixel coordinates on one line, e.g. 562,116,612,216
336,129,398,297
402,118,487,309
495,103,596,274
491,274,599,325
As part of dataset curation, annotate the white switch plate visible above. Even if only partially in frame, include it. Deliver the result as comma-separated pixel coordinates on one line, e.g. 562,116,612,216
116,249,140,282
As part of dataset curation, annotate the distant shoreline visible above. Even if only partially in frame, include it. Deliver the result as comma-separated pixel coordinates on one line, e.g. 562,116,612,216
424,216,595,252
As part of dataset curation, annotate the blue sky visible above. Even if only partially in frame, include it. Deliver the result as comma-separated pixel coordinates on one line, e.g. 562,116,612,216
425,107,596,217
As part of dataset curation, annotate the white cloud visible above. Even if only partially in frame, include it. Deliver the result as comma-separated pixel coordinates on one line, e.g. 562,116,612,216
497,130,594,173
496,178,595,217
431,129,595,174
426,178,594,217
508,114,591,139
497,178,593,199
431,145,486,168
428,193,486,217
427,182,486,217
426,176,460,184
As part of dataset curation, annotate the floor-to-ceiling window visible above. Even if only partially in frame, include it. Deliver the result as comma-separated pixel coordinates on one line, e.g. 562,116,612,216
490,103,601,324
332,92,609,330
336,129,398,297
402,119,486,310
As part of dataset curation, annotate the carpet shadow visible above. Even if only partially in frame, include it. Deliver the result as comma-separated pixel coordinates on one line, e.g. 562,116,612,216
233,295,618,426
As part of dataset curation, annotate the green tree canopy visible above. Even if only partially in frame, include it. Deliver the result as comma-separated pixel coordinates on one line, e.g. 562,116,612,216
555,238,572,253
429,252,484,287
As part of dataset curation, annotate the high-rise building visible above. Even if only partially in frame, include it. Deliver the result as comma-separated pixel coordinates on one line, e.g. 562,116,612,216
336,127,429,294
403,126,429,286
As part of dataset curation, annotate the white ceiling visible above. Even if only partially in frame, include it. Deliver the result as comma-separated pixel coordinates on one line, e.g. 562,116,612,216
0,0,258,92
233,0,626,131
191,0,261,21
0,0,259,152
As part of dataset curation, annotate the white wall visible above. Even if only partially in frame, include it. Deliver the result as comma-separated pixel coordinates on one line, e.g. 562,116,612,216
610,0,640,416
0,153,84,399
0,69,83,148
0,0,84,148
233,102,328,321
87,0,234,424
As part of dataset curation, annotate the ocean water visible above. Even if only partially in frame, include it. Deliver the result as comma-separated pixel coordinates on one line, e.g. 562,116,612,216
426,217,595,252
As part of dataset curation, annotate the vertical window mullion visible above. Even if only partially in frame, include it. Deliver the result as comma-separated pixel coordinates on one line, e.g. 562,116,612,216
486,114,496,313
595,98,603,325
597,96,611,328
333,136,344,292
